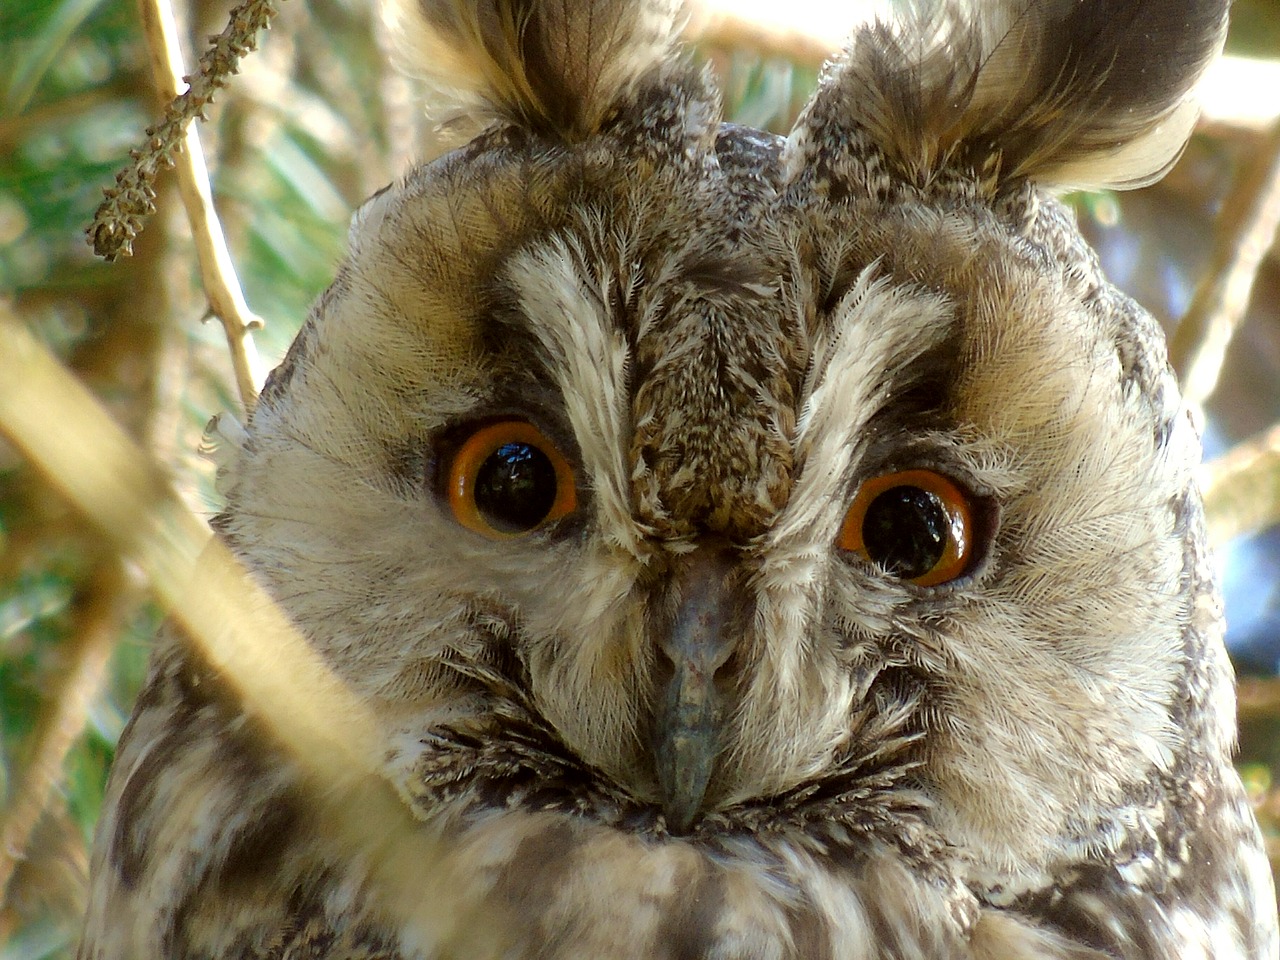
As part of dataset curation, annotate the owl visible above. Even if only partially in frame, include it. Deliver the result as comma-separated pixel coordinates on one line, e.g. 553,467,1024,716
79,0,1278,957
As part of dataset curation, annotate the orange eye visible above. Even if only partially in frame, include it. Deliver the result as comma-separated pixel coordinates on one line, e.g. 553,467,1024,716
837,469,975,587
447,421,577,538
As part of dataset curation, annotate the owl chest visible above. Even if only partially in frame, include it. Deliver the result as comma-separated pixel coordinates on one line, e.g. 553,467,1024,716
368,811,994,960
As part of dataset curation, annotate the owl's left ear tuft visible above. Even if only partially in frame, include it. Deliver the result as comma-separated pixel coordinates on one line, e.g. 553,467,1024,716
383,0,685,145
792,0,1229,193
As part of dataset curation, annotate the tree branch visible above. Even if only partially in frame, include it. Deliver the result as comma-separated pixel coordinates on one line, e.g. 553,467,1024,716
1170,117,1280,409
0,306,502,956
88,0,278,415
1202,421,1280,546
1239,676,1280,718
0,560,132,931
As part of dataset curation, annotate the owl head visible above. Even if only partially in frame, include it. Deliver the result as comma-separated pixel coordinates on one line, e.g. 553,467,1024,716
209,0,1272,950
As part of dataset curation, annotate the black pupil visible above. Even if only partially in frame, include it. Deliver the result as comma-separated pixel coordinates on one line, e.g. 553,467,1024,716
474,441,559,533
861,485,949,580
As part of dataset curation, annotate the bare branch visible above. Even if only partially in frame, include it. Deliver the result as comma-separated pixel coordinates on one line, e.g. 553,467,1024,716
140,0,268,414
1196,56,1280,132
0,307,504,955
1171,117,1280,408
0,560,133,927
87,0,278,261
1201,421,1280,546
1240,676,1280,719
87,0,274,414
0,304,375,794
685,4,839,70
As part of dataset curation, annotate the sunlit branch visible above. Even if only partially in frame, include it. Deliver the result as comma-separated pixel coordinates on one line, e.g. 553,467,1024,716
87,0,277,415
0,560,132,934
1171,118,1280,408
1201,421,1280,546
0,308,502,956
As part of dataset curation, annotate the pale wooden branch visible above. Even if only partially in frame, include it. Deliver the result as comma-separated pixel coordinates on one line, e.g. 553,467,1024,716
0,560,133,934
86,0,278,415
88,0,278,260
0,303,378,818
375,3,423,179
684,5,838,70
1239,676,1280,719
1195,56,1280,132
0,84,135,151
1270,835,1280,895
1201,421,1280,546
0,308,503,956
1170,116,1280,409
136,0,267,416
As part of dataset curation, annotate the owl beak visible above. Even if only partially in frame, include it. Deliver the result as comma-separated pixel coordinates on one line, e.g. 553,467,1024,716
652,544,738,834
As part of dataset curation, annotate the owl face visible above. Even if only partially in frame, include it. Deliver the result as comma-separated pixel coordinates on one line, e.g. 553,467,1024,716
86,0,1278,957
232,0,1210,861
237,127,1199,864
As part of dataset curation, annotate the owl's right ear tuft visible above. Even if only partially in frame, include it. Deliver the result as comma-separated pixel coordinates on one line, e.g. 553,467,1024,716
792,0,1230,194
383,0,684,146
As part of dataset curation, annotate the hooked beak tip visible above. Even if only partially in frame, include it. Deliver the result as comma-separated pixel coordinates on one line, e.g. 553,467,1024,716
651,544,738,834
654,721,716,834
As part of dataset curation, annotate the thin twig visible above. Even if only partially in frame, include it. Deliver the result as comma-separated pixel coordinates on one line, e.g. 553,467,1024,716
137,0,268,415
87,0,278,261
86,0,277,416
0,304,377,806
0,82,140,151
0,307,504,956
1201,421,1280,546
375,2,422,178
0,560,133,932
1170,117,1280,408
685,5,837,76
1239,676,1280,719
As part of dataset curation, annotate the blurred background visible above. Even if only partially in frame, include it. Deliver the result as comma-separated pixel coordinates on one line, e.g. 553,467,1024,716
1,0,1279,956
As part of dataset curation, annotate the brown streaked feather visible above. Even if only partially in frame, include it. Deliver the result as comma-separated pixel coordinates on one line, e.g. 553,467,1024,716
383,0,685,144
793,0,1229,191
